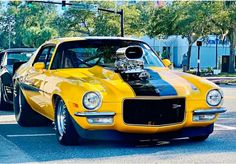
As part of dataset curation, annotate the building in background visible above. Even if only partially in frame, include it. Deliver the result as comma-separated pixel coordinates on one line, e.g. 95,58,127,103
138,35,234,71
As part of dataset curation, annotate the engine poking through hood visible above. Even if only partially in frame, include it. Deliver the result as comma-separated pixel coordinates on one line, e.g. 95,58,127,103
114,46,150,81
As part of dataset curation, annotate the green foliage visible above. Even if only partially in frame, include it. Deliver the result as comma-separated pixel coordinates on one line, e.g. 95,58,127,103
54,1,149,37
147,1,236,72
0,1,150,49
53,7,96,37
209,1,236,73
93,2,120,36
0,1,58,48
0,0,235,73
148,1,218,41
22,26,57,47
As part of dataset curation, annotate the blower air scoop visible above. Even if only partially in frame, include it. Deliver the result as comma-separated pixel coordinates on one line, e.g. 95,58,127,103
116,46,143,60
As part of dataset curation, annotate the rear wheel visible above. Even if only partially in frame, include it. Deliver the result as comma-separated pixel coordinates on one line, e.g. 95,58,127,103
55,98,80,145
189,135,209,142
13,83,51,127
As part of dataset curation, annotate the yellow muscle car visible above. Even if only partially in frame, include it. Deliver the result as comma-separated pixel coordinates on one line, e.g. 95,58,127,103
13,37,226,145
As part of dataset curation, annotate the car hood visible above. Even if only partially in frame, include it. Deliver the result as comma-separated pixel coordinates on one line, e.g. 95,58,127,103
53,66,218,102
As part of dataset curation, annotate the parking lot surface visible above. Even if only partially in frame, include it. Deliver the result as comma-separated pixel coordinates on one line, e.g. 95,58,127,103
0,85,236,163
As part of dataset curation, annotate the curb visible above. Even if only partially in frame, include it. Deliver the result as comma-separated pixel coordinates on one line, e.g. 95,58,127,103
204,77,236,85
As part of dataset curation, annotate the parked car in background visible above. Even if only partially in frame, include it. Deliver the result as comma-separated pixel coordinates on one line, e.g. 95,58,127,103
0,48,35,109
13,37,226,145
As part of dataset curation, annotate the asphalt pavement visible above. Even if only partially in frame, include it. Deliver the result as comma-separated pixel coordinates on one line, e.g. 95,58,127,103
0,85,236,163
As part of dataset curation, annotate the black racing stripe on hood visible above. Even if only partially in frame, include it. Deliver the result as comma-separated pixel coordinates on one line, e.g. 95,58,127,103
146,69,177,96
121,68,177,96
126,80,160,96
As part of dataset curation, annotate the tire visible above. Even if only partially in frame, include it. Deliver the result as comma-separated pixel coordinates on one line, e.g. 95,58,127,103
13,83,51,127
55,98,80,145
0,80,10,110
189,135,209,142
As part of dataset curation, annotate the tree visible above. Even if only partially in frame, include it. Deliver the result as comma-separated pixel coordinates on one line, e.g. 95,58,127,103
210,1,236,73
16,2,58,47
93,1,150,37
53,7,95,37
54,1,149,37
0,1,58,48
0,1,15,49
93,2,120,36
123,1,153,37
0,1,150,49
147,1,218,70
135,1,154,36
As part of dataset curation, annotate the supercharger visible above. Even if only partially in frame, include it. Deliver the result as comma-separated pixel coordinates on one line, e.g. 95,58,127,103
114,46,150,81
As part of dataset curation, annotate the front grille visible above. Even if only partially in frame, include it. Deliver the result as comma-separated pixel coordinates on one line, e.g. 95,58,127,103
123,98,185,126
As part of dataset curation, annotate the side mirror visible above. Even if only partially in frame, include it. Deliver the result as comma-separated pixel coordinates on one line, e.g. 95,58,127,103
33,62,45,71
162,59,172,68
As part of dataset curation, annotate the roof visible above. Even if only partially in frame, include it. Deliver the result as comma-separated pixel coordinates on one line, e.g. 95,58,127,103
1,48,36,53
46,36,142,45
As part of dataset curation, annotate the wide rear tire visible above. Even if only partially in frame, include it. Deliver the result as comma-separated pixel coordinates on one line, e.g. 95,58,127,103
55,98,80,145
0,80,10,110
13,83,51,127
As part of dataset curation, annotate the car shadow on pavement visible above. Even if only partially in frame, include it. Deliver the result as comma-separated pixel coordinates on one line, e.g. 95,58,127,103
0,107,13,115
0,123,236,163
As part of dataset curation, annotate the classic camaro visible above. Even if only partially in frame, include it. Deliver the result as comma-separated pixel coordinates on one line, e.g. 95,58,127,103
13,37,226,145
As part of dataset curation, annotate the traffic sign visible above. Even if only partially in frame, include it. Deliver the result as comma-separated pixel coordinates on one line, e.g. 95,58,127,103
72,3,98,12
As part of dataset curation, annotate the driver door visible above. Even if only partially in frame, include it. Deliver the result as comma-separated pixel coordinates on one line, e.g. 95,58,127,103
24,45,54,116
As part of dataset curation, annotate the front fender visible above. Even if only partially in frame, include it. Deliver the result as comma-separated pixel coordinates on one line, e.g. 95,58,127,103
173,71,221,96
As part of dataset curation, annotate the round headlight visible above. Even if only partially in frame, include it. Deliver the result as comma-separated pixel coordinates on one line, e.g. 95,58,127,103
83,92,101,110
206,89,222,106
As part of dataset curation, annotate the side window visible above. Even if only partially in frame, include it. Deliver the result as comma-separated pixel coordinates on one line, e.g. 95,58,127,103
34,47,49,63
0,53,4,65
51,47,62,69
45,47,55,69
1,54,7,66
34,46,55,69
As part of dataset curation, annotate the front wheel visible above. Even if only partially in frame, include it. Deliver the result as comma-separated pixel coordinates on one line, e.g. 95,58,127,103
55,98,80,145
13,83,51,127
189,135,209,142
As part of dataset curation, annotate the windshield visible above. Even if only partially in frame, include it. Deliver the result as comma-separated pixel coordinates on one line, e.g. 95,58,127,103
51,40,164,69
7,52,33,65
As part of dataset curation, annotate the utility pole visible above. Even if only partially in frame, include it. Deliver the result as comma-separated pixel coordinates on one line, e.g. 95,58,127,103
215,35,218,69
98,8,124,37
8,19,11,49
120,9,124,37
196,41,202,76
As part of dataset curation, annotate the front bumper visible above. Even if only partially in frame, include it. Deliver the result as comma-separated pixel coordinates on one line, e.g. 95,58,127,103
193,107,226,114
74,112,116,117
71,116,214,141
72,107,226,135
74,107,226,118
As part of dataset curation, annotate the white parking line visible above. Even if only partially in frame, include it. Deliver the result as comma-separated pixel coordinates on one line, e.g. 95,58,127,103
7,133,55,137
0,115,16,124
215,123,236,130
218,117,236,120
